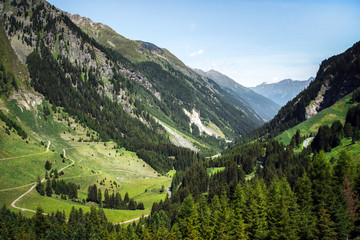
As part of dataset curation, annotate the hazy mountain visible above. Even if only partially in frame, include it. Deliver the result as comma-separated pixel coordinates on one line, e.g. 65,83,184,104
193,69,280,121
238,41,360,144
250,78,314,106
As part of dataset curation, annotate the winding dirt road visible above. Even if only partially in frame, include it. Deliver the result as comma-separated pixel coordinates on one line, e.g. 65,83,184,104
0,141,51,161
10,148,74,213
115,214,150,225
303,137,314,148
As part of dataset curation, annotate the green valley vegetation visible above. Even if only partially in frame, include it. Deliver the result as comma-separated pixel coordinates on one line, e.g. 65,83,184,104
1,0,360,239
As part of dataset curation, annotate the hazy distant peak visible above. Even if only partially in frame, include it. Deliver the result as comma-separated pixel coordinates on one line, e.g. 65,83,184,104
250,77,314,106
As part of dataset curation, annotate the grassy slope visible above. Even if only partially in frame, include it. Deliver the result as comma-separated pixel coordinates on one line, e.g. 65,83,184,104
326,138,360,162
276,92,355,145
0,94,171,223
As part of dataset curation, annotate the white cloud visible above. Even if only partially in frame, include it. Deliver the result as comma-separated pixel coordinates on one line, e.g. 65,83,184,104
189,49,204,57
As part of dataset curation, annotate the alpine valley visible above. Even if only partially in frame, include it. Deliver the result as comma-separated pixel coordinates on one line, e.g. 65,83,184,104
0,0,360,239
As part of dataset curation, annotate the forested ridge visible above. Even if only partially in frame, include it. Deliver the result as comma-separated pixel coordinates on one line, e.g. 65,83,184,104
1,95,360,239
236,40,360,145
0,0,268,174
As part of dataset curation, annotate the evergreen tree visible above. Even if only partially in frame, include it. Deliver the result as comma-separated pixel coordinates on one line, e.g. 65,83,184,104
267,178,299,239
124,192,129,203
294,174,316,239
97,189,102,207
230,185,248,240
45,160,52,170
46,178,53,197
243,180,268,239
33,207,50,238
104,189,110,208
315,203,337,240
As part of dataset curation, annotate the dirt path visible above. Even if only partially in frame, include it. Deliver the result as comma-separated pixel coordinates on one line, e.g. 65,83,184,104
303,137,314,148
115,214,150,225
46,141,51,151
0,141,51,161
10,148,74,213
0,182,36,192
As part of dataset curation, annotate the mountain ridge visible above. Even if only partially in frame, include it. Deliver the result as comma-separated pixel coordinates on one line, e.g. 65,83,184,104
250,77,314,106
193,68,280,121
237,40,360,144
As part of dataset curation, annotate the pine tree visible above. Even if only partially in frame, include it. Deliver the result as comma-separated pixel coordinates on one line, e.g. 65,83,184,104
243,180,268,240
124,192,129,203
294,174,316,239
97,189,102,207
230,184,248,240
104,189,110,208
46,178,53,197
45,160,52,170
33,207,50,238
316,203,337,240
267,178,299,239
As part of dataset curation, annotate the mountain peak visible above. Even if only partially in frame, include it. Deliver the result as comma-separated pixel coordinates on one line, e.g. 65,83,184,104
136,41,164,55
251,77,314,106
65,13,112,31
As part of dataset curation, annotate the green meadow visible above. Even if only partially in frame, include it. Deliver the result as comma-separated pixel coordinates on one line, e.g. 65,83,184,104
276,92,355,145
0,92,172,222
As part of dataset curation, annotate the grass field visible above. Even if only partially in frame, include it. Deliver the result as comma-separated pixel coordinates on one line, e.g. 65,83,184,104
206,167,225,175
0,91,172,222
326,138,360,162
276,93,355,145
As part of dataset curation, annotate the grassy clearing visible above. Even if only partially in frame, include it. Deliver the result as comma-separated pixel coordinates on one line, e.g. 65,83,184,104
326,138,360,162
165,169,176,178
205,121,225,139
17,190,149,223
0,95,170,221
276,93,355,145
207,167,225,175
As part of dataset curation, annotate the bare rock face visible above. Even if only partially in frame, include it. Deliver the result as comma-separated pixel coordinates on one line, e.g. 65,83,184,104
66,13,112,31
305,79,330,119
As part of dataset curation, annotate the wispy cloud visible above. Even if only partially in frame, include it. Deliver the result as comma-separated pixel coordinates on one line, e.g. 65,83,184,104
189,23,196,31
189,49,204,57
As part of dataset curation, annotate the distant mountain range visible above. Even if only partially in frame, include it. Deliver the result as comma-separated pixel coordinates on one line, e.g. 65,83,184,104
238,41,360,144
193,69,280,121
250,78,314,106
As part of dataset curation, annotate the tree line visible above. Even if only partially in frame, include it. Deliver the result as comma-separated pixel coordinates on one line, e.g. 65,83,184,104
87,184,144,211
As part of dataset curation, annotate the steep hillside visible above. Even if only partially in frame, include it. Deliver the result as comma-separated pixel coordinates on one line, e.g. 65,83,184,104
250,77,313,106
276,91,356,145
66,12,264,139
194,68,280,121
237,41,360,144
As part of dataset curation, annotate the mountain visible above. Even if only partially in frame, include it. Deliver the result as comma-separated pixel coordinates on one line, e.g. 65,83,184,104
193,68,281,121
238,41,360,144
250,77,314,106
66,12,265,138
0,0,265,172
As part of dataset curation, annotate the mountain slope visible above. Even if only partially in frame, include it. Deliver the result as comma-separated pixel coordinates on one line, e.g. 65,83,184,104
0,0,265,173
193,68,281,121
250,78,313,106
237,40,360,144
275,91,356,145
65,12,264,139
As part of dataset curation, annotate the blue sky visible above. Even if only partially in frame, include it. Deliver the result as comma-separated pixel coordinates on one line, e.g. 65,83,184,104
48,0,360,87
